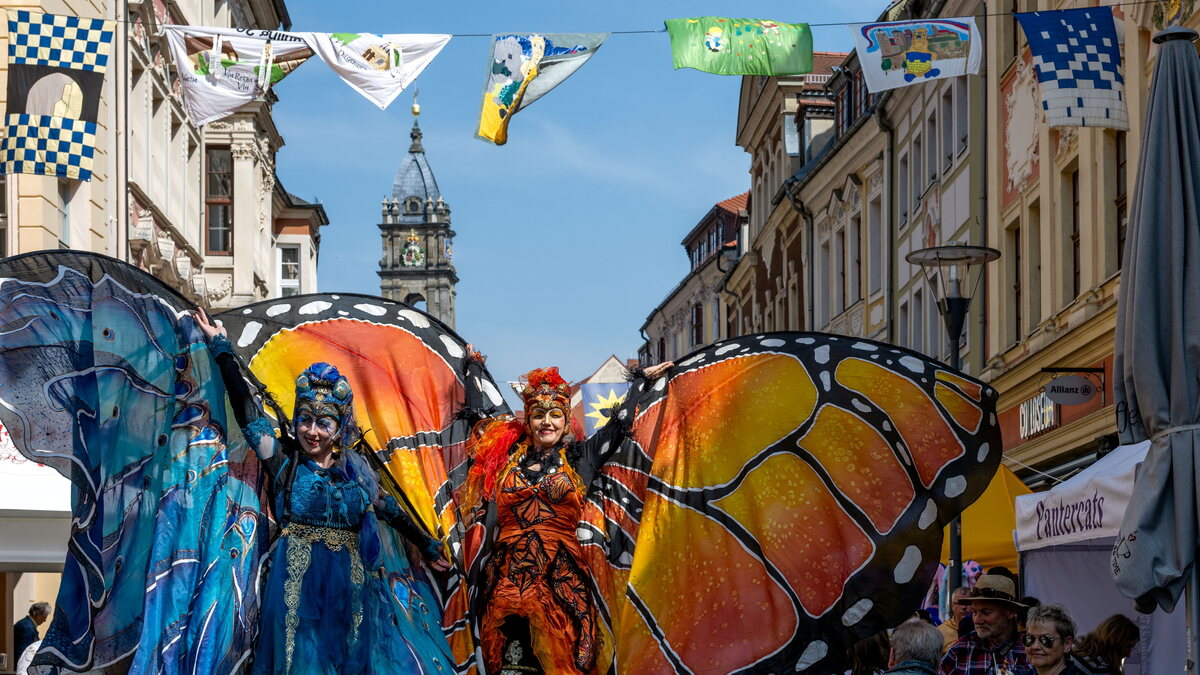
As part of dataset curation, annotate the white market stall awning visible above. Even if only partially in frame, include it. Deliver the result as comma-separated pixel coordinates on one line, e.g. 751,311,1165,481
1016,441,1150,552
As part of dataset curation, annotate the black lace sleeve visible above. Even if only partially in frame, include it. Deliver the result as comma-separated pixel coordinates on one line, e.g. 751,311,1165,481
574,375,647,487
208,334,287,477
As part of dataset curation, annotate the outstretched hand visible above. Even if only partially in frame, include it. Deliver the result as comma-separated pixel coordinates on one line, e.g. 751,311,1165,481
193,308,227,341
428,555,452,572
465,344,486,364
643,361,674,380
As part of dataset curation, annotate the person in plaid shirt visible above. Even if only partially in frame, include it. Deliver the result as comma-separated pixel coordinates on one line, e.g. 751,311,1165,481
940,575,1035,675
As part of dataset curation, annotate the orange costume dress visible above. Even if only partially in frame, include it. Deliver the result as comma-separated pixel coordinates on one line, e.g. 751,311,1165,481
460,366,635,675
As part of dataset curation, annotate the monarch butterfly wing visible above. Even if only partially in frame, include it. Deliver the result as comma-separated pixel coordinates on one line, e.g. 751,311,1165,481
215,293,509,669
585,332,999,674
0,251,269,672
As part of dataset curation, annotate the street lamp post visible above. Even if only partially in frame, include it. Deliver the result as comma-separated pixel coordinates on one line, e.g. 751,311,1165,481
905,244,1000,593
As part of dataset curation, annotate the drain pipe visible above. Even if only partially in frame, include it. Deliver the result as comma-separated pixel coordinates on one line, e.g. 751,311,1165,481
874,96,896,343
783,177,815,330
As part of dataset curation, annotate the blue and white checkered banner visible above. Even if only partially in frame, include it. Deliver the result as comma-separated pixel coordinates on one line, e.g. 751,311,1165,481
1016,7,1129,130
3,10,115,180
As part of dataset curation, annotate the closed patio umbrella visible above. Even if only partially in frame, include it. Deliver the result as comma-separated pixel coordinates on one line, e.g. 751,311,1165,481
1112,25,1200,672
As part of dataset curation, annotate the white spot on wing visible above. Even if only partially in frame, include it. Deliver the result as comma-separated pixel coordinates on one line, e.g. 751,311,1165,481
299,300,332,315
716,343,740,356
653,377,667,392
945,476,967,498
481,380,503,406
761,338,785,347
439,336,464,358
919,499,937,529
899,355,925,374
894,546,922,583
820,371,831,391
797,337,815,345
237,321,262,348
795,641,828,671
265,304,291,317
853,342,878,352
851,399,871,414
576,527,593,541
977,443,990,463
841,599,873,626
679,353,705,367
354,303,387,316
398,309,430,328
814,345,830,364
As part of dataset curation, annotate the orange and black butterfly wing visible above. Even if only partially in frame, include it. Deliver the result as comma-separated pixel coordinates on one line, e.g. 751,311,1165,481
579,332,999,674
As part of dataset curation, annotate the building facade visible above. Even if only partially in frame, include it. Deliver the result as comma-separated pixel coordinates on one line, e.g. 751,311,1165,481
981,2,1165,484
0,0,326,309
724,0,986,384
639,193,747,364
379,110,457,328
0,0,324,663
724,56,843,338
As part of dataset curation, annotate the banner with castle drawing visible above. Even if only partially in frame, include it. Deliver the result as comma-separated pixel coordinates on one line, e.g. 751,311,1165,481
848,17,982,93
299,32,449,109
164,26,314,125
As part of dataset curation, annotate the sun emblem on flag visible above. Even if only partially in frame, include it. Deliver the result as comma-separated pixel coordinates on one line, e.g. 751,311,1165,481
585,388,626,431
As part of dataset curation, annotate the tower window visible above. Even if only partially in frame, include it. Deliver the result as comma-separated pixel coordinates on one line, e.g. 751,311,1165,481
405,197,422,214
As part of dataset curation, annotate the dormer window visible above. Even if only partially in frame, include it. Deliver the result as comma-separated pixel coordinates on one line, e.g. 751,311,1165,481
405,197,422,214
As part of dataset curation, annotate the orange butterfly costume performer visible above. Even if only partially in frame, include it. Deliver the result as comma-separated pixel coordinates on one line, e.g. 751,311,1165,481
459,365,640,674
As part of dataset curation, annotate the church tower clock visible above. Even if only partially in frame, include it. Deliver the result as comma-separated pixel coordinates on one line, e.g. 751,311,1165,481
378,101,457,328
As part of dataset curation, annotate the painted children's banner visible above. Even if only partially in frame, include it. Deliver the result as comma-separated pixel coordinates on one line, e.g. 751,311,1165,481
848,17,982,93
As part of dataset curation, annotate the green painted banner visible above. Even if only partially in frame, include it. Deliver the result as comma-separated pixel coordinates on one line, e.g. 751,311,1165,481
665,17,813,76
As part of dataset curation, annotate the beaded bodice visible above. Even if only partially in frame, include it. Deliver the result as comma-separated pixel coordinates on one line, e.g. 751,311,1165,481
280,459,370,529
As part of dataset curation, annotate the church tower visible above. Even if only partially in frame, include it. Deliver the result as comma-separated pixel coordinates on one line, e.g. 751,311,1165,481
379,100,457,328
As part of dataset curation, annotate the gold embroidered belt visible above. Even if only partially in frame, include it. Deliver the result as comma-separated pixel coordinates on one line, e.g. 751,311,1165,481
281,522,360,552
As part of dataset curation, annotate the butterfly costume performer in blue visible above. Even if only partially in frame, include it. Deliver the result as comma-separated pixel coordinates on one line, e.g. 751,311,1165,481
0,252,485,675
201,310,453,674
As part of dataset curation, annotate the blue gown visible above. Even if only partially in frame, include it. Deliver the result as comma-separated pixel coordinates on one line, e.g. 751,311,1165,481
212,337,453,675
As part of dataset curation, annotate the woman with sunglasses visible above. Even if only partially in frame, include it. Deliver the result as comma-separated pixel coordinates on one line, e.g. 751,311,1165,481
1023,604,1085,675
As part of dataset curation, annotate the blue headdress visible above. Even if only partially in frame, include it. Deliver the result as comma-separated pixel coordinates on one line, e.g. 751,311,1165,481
293,362,361,448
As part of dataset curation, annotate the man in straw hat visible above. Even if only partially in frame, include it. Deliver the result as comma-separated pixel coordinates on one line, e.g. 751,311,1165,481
939,575,1035,675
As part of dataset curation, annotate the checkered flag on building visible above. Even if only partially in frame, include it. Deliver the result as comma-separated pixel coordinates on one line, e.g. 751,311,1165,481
2,10,115,181
1015,7,1129,130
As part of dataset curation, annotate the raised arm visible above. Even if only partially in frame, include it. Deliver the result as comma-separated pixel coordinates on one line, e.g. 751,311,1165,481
194,309,282,463
459,344,491,426
576,361,673,486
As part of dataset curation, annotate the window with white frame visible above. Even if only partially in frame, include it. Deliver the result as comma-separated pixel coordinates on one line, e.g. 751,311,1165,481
818,238,831,326
912,134,923,205
279,246,301,297
941,89,954,171
926,114,937,184
898,300,910,348
956,78,970,153
868,197,883,294
834,227,846,315
899,154,910,226
848,213,861,305
913,287,926,355
57,179,73,248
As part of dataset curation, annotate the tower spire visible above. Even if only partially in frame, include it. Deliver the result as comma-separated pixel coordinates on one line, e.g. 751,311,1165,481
409,90,424,153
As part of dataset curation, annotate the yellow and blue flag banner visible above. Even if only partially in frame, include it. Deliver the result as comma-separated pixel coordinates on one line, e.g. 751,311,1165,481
848,17,981,93
477,32,608,146
2,10,115,181
581,381,631,436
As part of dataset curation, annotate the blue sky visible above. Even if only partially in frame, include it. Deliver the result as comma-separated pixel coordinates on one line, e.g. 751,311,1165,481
272,2,885,399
